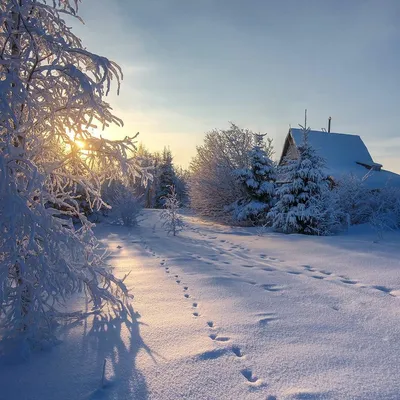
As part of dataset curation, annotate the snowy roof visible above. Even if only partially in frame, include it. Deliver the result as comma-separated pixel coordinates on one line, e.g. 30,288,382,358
281,128,400,189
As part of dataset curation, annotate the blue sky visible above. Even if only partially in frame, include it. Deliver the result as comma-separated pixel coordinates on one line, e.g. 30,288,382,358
74,0,400,172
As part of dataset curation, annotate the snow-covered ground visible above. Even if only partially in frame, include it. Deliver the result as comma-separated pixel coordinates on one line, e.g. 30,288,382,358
1,210,400,400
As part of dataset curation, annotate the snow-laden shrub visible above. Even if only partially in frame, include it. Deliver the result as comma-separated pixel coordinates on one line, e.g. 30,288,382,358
115,189,142,227
161,186,184,236
334,175,400,233
102,181,143,226
334,175,373,225
368,187,400,237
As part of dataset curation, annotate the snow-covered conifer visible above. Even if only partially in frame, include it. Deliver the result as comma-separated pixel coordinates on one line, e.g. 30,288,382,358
268,127,340,235
160,186,184,236
233,134,276,223
0,0,145,346
155,148,176,208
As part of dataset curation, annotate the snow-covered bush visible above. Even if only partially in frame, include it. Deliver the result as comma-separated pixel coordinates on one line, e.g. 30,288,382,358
334,175,400,233
334,175,373,225
115,188,142,227
233,134,276,224
368,187,400,237
0,0,144,346
161,186,184,236
189,123,274,219
268,128,343,235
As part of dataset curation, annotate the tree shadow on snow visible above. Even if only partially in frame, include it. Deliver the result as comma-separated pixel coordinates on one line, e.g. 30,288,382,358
84,304,157,400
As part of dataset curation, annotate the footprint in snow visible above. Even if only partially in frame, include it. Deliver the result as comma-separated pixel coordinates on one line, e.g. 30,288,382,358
176,280,181,284
175,275,179,278
341,279,357,285
286,270,301,275
262,267,275,272
184,294,190,298
192,302,198,308
193,312,199,317
241,368,258,383
209,333,230,342
117,245,123,249
257,312,278,326
183,286,188,291
373,285,392,293
231,346,244,358
312,275,325,280
259,316,277,326
207,321,214,327
260,284,283,292
320,270,332,275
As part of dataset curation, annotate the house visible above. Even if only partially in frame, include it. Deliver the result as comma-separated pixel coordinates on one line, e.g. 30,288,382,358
279,128,400,189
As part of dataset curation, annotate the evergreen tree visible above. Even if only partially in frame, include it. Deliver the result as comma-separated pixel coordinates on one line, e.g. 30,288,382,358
155,148,176,208
268,128,337,235
233,134,276,223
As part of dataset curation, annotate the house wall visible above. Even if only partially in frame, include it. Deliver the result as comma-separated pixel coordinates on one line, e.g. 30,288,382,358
286,141,299,160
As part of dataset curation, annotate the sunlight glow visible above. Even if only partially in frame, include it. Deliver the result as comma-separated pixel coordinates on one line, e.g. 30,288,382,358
75,140,86,149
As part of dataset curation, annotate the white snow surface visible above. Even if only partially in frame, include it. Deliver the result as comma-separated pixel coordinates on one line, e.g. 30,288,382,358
1,210,400,399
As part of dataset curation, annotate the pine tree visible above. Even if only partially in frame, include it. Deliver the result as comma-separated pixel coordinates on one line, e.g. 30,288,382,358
155,148,176,208
233,134,276,223
268,128,336,235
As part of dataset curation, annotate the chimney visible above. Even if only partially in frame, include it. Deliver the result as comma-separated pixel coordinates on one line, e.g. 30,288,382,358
328,116,332,133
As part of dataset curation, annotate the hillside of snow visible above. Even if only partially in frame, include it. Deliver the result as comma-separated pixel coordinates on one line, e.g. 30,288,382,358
1,210,400,400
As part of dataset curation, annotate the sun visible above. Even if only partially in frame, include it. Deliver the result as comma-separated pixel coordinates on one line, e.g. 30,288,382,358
75,140,86,149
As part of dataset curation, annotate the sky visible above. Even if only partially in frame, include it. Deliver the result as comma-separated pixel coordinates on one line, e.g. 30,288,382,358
72,0,400,173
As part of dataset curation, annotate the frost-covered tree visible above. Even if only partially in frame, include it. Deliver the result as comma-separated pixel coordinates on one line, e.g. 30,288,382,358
268,127,340,235
160,186,184,236
189,123,274,219
233,134,276,223
0,0,144,346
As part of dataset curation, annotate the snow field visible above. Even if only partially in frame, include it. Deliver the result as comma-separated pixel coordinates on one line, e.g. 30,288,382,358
1,210,400,399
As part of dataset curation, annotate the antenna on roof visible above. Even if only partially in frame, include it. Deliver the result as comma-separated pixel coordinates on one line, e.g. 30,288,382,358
304,109,307,129
328,116,332,133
